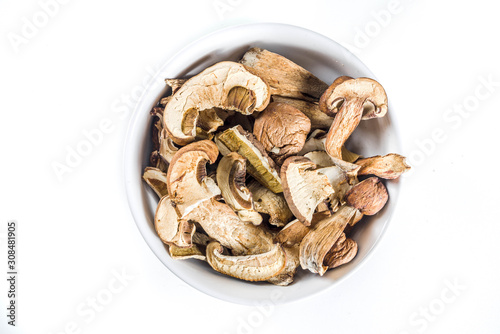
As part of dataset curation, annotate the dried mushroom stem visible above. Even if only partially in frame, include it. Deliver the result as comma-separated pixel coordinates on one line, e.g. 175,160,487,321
247,180,294,227
206,242,287,282
356,153,410,179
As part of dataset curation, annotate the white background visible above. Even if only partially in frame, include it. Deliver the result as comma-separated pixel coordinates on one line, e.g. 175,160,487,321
1,0,499,333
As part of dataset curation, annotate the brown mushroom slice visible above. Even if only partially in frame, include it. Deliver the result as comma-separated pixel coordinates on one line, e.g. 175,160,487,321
158,129,178,164
143,167,169,198
216,126,282,193
216,153,262,225
154,195,196,248
163,61,270,145
206,241,286,282
183,198,273,256
169,244,206,261
166,140,221,218
323,233,358,269
253,102,311,164
274,211,331,247
267,245,300,286
344,177,389,215
281,156,335,226
271,96,334,130
247,180,293,227
356,153,411,179
320,77,388,159
240,47,328,101
299,205,358,275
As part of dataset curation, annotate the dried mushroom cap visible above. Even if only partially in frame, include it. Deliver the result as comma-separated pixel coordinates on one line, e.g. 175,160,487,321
253,102,311,164
281,156,335,226
143,167,169,198
344,177,388,215
272,96,334,130
183,198,273,256
216,153,262,225
216,125,282,193
300,205,358,275
323,233,358,269
206,241,286,282
155,195,196,248
320,77,388,159
356,153,411,179
240,47,328,101
166,140,221,218
247,180,293,227
169,243,206,261
163,61,270,145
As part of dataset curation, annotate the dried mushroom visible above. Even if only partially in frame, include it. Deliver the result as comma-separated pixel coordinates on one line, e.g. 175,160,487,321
169,244,206,261
320,76,388,159
163,61,270,145
253,102,311,164
154,195,195,248
344,177,389,215
272,96,334,130
216,125,282,193
356,153,411,179
142,167,169,198
323,232,357,269
216,152,262,225
247,180,293,227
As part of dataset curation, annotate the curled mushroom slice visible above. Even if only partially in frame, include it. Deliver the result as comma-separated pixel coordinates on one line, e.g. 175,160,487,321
240,47,328,101
155,196,196,248
281,156,335,226
163,61,270,145
272,96,334,130
216,125,282,193
267,245,300,286
183,198,273,256
253,102,311,165
216,152,262,225
323,233,358,269
158,129,179,164
206,242,286,282
169,244,206,261
143,167,169,198
356,153,411,179
300,205,358,275
247,180,293,227
344,177,389,215
166,140,221,218
320,77,388,159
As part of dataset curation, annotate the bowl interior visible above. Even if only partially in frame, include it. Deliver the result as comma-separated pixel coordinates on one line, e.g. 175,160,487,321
124,23,401,305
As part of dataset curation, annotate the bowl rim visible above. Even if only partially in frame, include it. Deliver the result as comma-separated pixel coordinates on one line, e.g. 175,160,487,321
123,22,403,305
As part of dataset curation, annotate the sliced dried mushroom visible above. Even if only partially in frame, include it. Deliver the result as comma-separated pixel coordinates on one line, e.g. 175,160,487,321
271,96,334,130
216,152,262,225
298,131,361,164
274,211,331,247
281,156,335,226
166,140,221,218
240,47,328,101
169,244,206,261
300,205,358,275
267,245,300,286
163,61,270,145
320,77,388,159
344,177,388,215
253,102,311,164
150,150,169,173
216,125,282,193
356,153,410,179
165,78,187,94
142,167,169,198
247,180,293,227
206,241,286,281
155,195,196,248
323,232,358,269
158,129,179,164
197,108,225,134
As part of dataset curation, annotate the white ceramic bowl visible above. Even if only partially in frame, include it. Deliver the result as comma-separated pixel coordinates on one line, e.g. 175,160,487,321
124,23,401,305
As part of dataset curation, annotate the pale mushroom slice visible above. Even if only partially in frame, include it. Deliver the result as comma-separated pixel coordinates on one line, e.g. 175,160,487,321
158,129,178,164
163,61,270,145
253,102,311,165
323,232,358,269
319,76,388,159
216,125,282,193
356,153,411,179
298,130,361,163
274,212,332,247
271,96,334,130
143,167,169,198
166,140,221,218
206,241,286,282
165,78,187,94
216,152,262,225
247,180,293,227
267,245,300,286
240,47,328,101
281,156,335,226
169,244,206,261
344,177,389,216
154,195,196,248
300,205,358,275
183,198,273,256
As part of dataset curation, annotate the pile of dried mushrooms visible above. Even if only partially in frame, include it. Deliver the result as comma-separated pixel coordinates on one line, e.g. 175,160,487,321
143,48,410,285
